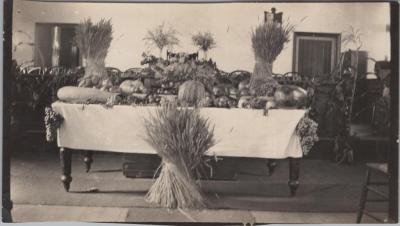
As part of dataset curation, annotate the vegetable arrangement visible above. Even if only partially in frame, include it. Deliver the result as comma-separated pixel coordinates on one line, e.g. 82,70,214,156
54,51,309,111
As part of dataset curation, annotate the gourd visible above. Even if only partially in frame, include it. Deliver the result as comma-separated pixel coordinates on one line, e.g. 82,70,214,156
178,80,206,106
274,85,307,108
119,80,145,95
57,86,117,104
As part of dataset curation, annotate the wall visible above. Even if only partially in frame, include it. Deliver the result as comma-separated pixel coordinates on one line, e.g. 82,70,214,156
12,1,391,73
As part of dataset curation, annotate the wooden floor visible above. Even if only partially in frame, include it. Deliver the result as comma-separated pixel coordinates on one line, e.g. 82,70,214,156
10,150,389,224
12,204,387,224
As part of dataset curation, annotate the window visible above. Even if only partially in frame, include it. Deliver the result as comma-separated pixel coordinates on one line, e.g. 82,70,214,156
293,32,341,78
34,23,81,68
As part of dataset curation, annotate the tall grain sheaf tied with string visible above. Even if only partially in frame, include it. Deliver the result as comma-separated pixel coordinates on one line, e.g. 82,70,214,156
143,103,215,209
75,18,113,88
250,20,294,96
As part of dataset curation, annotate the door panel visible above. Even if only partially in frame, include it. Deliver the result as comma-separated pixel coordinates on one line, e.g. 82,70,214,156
298,39,332,77
293,32,340,79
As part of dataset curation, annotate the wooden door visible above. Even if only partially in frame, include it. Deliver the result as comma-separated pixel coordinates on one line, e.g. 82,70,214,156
293,32,340,78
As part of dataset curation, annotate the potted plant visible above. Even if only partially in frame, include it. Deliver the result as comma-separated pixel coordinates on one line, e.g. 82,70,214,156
143,23,179,58
192,31,216,60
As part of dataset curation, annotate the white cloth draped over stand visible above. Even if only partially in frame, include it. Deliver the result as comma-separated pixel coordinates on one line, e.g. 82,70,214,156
52,102,305,159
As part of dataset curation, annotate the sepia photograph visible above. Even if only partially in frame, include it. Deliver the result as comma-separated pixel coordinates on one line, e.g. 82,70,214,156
3,0,399,224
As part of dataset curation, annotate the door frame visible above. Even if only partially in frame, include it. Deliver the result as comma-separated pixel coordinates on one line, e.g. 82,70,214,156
292,32,341,77
34,23,79,67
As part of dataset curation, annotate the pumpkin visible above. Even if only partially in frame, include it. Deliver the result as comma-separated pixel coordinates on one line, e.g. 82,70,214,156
274,85,307,108
57,86,117,104
178,80,206,106
119,80,145,95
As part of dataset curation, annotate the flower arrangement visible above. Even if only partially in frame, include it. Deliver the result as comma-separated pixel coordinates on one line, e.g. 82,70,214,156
143,103,215,209
295,115,319,155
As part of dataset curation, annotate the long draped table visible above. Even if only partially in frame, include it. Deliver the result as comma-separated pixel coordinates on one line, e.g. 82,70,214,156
52,102,306,195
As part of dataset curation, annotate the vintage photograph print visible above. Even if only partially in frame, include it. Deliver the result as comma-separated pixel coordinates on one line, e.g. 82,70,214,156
3,0,399,224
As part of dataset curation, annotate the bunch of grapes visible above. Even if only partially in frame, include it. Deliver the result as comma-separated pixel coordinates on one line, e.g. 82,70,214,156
296,115,319,156
44,107,63,142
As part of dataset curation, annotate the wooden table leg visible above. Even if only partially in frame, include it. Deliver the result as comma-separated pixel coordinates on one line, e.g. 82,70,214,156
83,151,93,173
266,159,277,176
60,147,72,192
288,157,300,196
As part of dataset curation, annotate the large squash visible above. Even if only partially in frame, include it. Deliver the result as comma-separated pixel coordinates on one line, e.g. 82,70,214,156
57,86,117,104
119,80,145,95
178,80,206,106
274,85,307,108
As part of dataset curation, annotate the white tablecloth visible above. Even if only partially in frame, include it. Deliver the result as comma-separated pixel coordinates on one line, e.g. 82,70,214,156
52,102,305,159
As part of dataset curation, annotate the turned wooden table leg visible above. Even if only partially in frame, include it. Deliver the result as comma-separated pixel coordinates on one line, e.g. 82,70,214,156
288,157,300,196
60,147,72,192
83,151,93,172
266,159,277,176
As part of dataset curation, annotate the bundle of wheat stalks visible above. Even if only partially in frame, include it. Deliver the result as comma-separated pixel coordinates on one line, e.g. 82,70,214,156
251,22,293,64
75,18,113,81
75,18,113,62
143,103,215,209
250,21,294,95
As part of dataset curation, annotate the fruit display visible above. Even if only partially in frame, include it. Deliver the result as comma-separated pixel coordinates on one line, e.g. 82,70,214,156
56,52,308,110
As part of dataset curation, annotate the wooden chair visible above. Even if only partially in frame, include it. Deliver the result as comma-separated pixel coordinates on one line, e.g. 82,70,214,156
356,162,390,223
353,60,392,223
